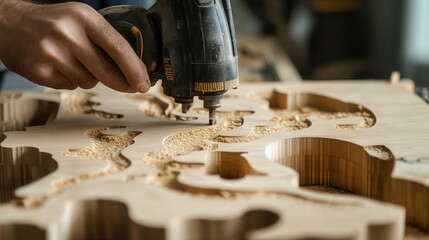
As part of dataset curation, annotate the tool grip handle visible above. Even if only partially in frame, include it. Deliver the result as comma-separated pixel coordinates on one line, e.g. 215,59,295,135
99,6,161,86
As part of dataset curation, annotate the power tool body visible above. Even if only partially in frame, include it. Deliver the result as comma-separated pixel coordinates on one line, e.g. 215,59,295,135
99,0,239,124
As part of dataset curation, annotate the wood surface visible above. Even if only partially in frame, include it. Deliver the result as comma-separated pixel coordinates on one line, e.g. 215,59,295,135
0,80,428,240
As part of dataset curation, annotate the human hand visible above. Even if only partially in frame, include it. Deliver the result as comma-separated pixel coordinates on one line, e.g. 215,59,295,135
0,0,150,92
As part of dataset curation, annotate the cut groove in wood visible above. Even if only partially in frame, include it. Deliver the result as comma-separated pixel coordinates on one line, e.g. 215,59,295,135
0,98,59,137
2,81,426,239
168,209,279,240
213,116,310,144
144,108,309,172
267,90,376,130
144,170,358,206
129,82,198,121
266,137,429,230
212,91,376,144
301,185,355,195
17,127,140,208
0,223,45,240
205,152,265,180
137,94,197,121
0,146,57,203
144,110,256,170
64,199,164,240
61,92,123,120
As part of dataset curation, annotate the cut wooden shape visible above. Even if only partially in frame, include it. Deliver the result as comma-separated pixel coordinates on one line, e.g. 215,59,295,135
15,126,141,208
0,96,60,204
61,92,123,120
0,146,57,203
0,98,58,135
143,110,258,170
0,179,405,240
205,152,265,180
0,224,45,240
266,137,428,230
64,199,164,240
129,82,198,121
1,80,429,239
267,90,376,130
168,209,279,240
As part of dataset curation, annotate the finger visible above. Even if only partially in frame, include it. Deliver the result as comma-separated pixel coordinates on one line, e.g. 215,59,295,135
71,36,135,92
36,70,77,90
86,15,150,93
55,54,98,89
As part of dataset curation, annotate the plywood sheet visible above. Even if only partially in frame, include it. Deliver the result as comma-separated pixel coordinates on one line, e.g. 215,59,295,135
1,80,428,239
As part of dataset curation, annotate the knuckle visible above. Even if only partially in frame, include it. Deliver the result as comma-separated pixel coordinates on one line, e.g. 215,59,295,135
111,38,129,56
38,39,58,61
48,21,68,38
67,3,96,24
65,2,92,15
30,64,53,80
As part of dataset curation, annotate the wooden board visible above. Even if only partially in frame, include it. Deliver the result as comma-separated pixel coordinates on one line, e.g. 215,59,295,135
1,80,429,239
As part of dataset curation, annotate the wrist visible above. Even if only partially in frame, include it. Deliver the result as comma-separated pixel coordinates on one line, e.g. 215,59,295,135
0,0,35,73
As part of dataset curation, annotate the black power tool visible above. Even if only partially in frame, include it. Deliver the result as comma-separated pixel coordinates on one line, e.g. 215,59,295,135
99,0,238,125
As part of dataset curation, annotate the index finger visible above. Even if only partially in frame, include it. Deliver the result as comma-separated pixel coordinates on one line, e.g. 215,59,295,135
86,14,150,93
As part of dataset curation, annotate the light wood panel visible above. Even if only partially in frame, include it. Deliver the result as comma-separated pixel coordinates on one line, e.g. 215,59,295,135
1,80,428,239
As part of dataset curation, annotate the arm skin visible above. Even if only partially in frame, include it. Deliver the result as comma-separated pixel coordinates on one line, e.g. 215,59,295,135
0,0,150,93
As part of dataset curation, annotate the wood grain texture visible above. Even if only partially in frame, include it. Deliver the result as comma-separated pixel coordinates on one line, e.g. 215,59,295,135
1,80,428,239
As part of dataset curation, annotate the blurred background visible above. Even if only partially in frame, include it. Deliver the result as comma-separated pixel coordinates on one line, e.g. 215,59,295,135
1,0,429,91
234,0,429,85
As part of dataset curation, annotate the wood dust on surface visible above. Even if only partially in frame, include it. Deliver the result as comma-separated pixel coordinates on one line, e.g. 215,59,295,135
62,91,123,120
16,127,140,208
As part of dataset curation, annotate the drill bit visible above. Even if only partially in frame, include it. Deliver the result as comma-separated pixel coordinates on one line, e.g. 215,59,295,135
209,108,216,125
182,103,192,114
200,95,222,125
